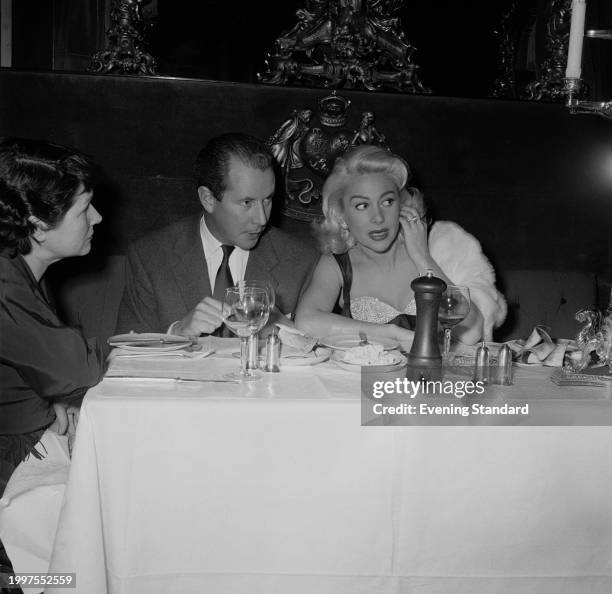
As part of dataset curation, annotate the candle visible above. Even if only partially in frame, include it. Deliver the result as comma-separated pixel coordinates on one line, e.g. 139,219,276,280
565,0,587,79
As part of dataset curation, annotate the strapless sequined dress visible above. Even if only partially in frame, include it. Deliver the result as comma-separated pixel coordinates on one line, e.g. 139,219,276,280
333,253,416,330
350,296,417,324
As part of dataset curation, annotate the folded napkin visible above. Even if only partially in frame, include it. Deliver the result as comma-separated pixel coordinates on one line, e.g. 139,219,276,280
105,355,238,382
109,347,214,360
506,326,580,367
276,323,318,354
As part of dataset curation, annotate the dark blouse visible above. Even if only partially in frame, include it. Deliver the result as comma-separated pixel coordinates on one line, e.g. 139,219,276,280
0,253,105,438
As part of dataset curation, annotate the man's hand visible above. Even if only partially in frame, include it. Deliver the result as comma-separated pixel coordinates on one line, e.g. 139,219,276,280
174,296,224,337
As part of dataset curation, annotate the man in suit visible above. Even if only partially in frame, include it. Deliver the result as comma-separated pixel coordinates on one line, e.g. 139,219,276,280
116,133,318,336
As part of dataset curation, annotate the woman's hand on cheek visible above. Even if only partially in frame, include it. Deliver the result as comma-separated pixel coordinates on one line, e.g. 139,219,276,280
399,207,429,263
399,205,421,223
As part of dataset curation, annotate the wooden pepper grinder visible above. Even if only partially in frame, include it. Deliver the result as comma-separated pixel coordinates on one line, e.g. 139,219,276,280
406,270,447,381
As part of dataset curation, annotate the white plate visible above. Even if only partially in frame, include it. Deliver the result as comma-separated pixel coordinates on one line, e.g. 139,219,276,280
108,333,192,352
319,334,400,351
331,350,407,373
281,347,331,367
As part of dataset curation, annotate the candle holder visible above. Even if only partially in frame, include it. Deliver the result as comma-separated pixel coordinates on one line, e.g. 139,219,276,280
564,28,612,121
491,0,574,102
564,77,612,121
523,0,574,102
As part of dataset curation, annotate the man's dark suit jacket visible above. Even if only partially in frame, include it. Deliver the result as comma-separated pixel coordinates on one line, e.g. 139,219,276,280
116,215,319,333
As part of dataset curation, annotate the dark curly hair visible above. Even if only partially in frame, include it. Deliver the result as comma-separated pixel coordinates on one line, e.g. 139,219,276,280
0,138,95,257
193,133,273,200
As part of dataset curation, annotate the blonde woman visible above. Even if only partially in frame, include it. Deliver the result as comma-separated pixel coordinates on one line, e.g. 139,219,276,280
295,145,506,344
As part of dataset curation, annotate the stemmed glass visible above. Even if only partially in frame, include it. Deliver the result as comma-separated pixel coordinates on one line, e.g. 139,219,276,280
238,280,276,313
223,285,270,381
439,285,471,363
235,281,276,369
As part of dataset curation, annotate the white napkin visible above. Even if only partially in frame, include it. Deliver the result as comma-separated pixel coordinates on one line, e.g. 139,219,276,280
110,348,214,360
105,354,238,382
276,323,318,353
506,326,579,367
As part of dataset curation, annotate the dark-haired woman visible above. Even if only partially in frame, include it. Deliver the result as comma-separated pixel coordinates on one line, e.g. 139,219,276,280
0,138,105,496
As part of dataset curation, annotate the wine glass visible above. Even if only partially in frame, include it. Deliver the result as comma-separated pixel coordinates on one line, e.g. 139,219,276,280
223,285,270,381
439,285,471,363
238,280,276,312
236,280,276,370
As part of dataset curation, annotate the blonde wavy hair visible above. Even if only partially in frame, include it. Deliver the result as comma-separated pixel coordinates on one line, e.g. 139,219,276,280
313,145,425,254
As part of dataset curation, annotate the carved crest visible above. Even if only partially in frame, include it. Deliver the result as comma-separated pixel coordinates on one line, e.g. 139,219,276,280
259,0,429,94
267,92,390,221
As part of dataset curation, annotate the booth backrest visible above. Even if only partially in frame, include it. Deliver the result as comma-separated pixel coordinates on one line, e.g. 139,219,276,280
494,270,599,341
1,70,610,279
2,70,610,345
51,256,126,346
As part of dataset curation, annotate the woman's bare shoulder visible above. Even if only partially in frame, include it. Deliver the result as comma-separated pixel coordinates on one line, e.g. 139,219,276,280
313,252,344,282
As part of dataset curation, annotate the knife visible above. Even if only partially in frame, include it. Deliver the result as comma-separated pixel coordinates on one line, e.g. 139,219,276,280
105,375,239,383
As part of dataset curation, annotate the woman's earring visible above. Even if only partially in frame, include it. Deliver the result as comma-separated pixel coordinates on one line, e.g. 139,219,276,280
28,216,48,242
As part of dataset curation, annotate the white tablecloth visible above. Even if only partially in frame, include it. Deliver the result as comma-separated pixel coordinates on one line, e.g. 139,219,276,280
47,344,612,593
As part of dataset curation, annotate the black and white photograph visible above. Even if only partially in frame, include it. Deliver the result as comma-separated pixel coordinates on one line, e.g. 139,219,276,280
1,1,612,593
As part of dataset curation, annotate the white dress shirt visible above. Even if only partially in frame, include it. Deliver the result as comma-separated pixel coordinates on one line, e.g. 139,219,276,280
199,216,249,292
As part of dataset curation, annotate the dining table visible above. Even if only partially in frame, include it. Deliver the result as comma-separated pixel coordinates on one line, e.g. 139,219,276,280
46,337,612,594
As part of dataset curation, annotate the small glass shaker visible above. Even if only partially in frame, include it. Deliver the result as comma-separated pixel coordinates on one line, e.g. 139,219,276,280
264,327,280,372
496,344,513,385
473,341,490,385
